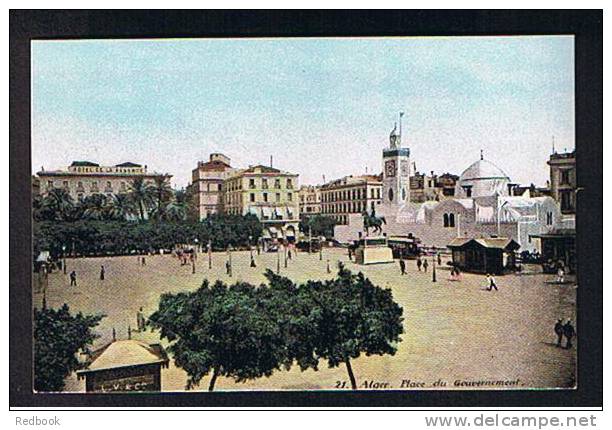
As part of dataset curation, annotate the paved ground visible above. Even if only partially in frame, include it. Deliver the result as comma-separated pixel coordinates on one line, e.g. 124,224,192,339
33,248,577,392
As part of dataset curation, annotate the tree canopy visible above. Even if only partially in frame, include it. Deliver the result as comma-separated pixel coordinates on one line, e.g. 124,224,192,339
148,265,403,390
34,304,104,392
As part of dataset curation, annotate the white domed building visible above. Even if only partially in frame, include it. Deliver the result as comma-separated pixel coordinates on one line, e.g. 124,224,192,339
334,129,573,253
454,155,511,198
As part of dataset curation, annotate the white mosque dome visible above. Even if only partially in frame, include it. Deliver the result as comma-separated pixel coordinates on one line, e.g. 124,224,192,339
455,157,511,198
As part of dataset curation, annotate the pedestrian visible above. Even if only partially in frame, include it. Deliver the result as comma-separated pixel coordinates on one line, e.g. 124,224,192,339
100,265,105,281
557,266,565,283
486,273,498,291
257,244,261,255
141,256,146,266
399,258,406,275
417,257,422,272
69,270,77,287
348,248,352,261
226,260,231,275
326,259,331,274
437,253,442,266
250,255,257,267
423,259,429,272
137,307,145,332
554,319,564,347
563,320,575,349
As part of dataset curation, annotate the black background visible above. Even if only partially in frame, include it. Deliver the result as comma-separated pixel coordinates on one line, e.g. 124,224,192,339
9,10,603,409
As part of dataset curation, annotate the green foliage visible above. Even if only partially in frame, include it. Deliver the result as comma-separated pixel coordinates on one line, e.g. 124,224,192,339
34,304,104,392
32,213,263,261
299,214,337,238
148,280,286,391
148,264,403,390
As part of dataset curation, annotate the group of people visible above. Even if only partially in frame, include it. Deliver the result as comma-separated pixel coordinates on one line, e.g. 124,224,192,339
554,319,576,349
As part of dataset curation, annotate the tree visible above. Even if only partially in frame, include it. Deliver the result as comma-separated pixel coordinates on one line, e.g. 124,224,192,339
148,280,286,391
80,193,109,220
299,214,337,239
107,193,135,221
149,175,173,221
34,304,104,392
304,264,403,389
128,177,153,221
38,188,75,221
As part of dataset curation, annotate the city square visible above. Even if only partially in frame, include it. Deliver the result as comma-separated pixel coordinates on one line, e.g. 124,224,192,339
33,248,576,391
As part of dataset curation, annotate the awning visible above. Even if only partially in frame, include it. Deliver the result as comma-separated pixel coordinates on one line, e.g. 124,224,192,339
248,207,258,215
268,227,278,234
286,207,294,218
261,207,271,217
285,228,296,237
262,229,271,239
274,208,283,218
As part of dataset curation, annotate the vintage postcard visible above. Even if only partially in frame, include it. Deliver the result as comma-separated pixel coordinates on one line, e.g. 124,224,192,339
30,35,577,394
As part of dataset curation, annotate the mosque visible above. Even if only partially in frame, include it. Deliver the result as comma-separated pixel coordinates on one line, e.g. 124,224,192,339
334,124,574,253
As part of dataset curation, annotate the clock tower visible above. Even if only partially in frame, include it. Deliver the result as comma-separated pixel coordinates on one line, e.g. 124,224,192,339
382,119,410,208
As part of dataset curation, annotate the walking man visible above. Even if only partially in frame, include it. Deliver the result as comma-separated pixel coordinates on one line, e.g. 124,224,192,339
226,259,231,275
554,319,564,347
69,270,77,287
100,265,105,281
141,256,146,266
250,255,257,268
399,258,406,275
557,266,565,283
486,274,498,291
563,320,575,349
417,257,422,272
423,259,429,273
437,253,442,266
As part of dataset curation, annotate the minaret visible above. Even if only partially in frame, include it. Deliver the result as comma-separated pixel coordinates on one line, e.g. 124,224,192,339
382,112,411,208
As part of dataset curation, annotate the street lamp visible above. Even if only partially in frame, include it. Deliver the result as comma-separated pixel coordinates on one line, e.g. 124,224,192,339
276,246,281,274
228,245,233,277
62,245,67,274
284,242,288,268
308,226,312,254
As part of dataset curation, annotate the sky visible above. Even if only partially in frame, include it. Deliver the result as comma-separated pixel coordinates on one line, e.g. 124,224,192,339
31,36,575,188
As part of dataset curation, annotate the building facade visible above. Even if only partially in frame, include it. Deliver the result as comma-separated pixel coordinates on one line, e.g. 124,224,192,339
335,125,573,253
320,175,383,225
224,165,300,243
190,153,236,219
547,150,576,214
36,161,169,201
298,185,322,217
410,171,458,202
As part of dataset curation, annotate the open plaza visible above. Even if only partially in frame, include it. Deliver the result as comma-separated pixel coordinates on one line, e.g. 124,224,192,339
33,247,576,392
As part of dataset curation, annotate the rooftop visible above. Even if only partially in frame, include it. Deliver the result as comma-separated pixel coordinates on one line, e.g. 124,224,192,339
77,339,169,374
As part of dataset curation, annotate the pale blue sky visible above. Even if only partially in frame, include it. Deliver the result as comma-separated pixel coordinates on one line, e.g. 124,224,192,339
32,36,574,188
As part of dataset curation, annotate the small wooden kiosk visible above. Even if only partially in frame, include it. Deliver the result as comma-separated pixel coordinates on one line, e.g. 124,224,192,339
447,237,520,275
77,339,169,393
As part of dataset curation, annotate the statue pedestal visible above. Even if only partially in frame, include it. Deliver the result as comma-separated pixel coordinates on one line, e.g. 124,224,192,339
355,236,394,265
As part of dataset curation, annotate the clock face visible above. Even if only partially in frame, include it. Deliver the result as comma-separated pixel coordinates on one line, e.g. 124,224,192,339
385,160,396,177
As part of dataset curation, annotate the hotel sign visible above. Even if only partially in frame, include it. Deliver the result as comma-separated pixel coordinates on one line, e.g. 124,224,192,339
91,373,156,392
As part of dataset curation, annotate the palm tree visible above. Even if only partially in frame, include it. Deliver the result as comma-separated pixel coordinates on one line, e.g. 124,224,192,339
128,177,153,221
164,201,187,222
81,194,109,220
40,188,75,221
107,193,135,221
150,175,173,221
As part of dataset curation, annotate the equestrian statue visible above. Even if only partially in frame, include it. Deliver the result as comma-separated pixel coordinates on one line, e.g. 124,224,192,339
362,207,386,236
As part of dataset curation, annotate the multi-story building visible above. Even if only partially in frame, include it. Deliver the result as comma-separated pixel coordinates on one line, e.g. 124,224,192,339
190,153,236,219
547,150,576,214
320,175,383,225
410,171,458,203
223,165,300,243
36,161,169,201
298,185,322,217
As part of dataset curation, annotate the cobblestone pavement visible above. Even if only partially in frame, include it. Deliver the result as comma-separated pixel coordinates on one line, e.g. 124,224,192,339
33,248,577,392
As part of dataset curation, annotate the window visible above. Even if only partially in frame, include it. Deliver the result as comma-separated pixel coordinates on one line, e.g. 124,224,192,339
546,211,553,226
443,213,449,227
249,178,256,189
560,170,570,185
250,193,255,202
262,179,268,189
449,213,455,228
78,181,84,189
263,193,268,202
106,181,112,189
63,180,69,188
287,178,293,189
275,193,281,202
388,188,394,202
47,180,53,188
275,179,281,189
288,192,293,201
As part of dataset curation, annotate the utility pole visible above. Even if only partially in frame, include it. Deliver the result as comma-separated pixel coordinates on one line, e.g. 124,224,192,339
208,240,212,269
